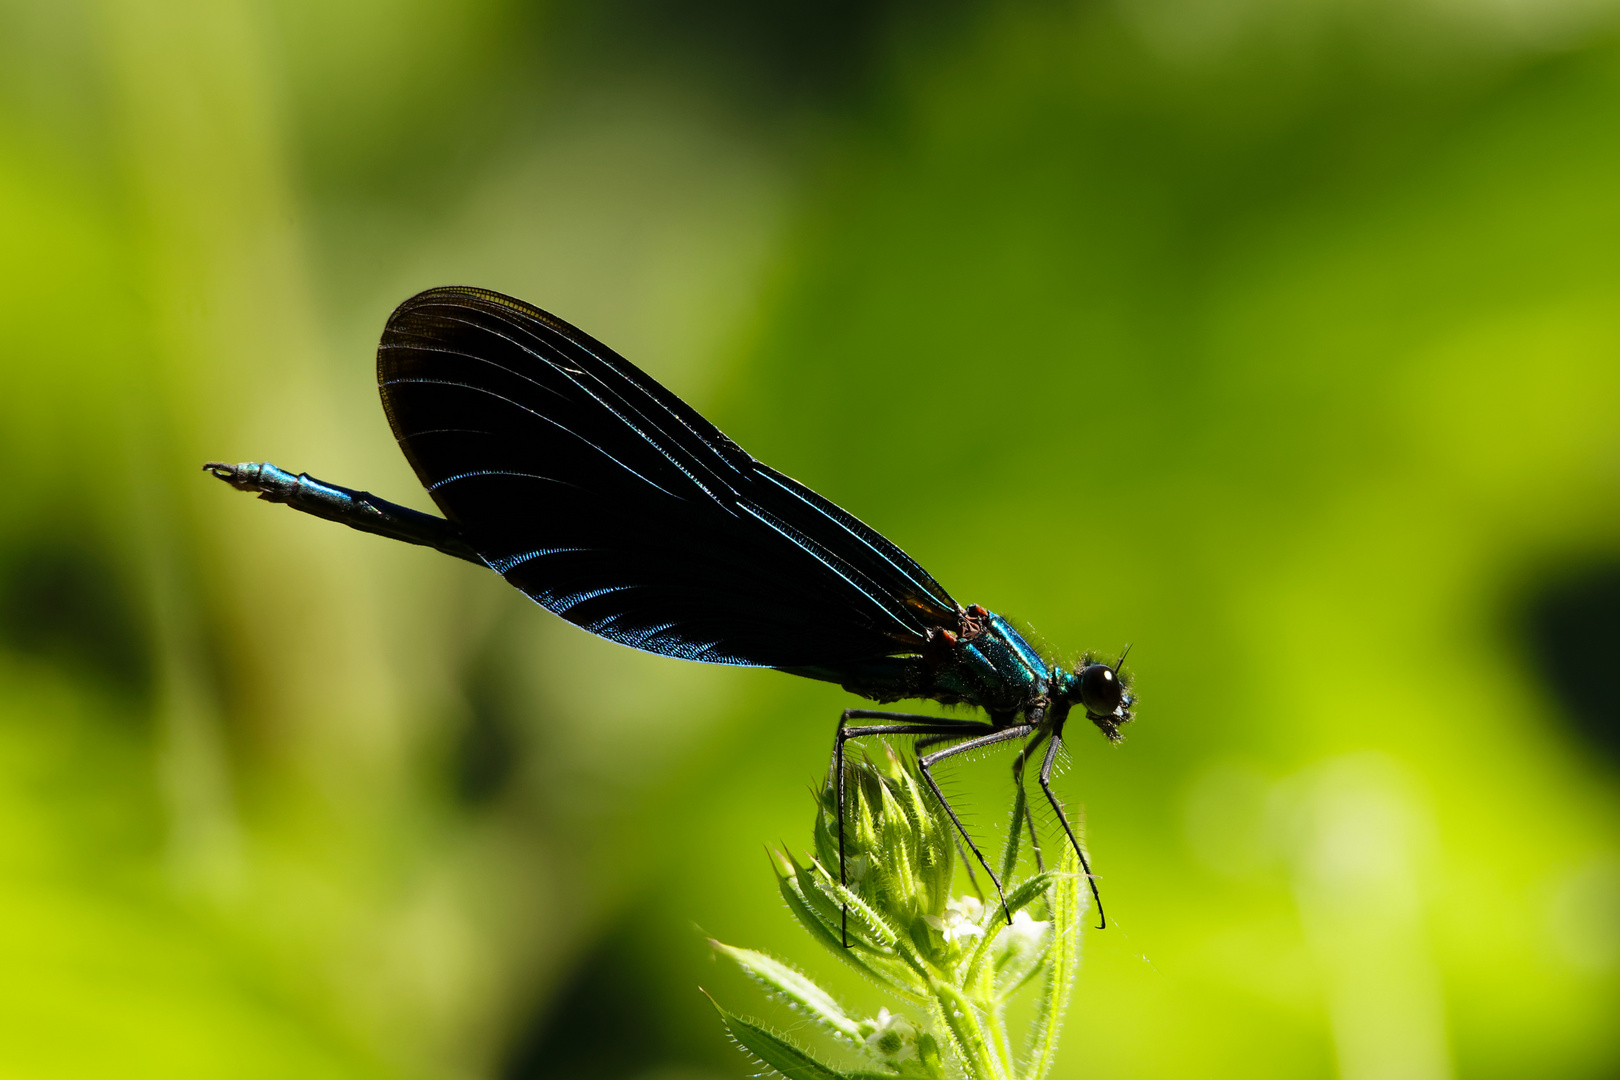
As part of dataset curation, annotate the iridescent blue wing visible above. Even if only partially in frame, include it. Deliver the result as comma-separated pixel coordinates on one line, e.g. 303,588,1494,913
376,286,960,668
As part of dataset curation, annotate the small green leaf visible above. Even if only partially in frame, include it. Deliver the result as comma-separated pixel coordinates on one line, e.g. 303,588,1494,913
809,860,901,951
1000,869,1063,919
711,941,861,1041
1025,848,1081,1080
809,859,947,985
929,979,1005,1080
996,934,1053,1002
706,993,849,1080
876,778,919,917
889,748,952,915
962,870,1064,989
915,1032,946,1080
775,858,927,1000
999,783,1027,885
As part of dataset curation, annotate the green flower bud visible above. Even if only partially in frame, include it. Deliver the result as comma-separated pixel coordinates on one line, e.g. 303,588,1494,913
713,741,1084,1080
815,744,955,939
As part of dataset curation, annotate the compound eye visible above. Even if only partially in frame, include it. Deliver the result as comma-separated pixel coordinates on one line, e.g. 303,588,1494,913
1078,663,1123,717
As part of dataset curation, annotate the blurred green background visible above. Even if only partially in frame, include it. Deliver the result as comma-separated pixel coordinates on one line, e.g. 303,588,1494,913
2,0,1618,1077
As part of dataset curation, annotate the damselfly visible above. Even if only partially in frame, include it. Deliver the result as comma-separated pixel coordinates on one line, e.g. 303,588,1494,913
206,286,1134,934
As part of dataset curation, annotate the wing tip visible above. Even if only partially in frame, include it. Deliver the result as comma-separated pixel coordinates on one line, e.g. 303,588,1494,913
385,286,578,341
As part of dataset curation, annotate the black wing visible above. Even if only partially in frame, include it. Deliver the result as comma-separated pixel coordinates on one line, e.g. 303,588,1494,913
376,286,960,668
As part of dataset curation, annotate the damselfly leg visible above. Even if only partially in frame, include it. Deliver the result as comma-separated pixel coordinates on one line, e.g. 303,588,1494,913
1010,730,1050,872
914,730,990,901
832,711,989,946
1038,733,1106,929
917,723,1038,924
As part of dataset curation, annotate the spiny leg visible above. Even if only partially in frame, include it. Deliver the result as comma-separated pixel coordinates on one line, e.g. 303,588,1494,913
833,710,990,945
1010,729,1051,873
924,725,1008,888
1025,804,1045,872
1038,734,1106,929
915,731,973,752
917,723,1038,924
954,837,985,900
921,725,1006,890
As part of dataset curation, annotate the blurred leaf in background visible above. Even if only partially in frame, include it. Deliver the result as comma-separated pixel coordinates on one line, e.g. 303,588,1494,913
0,0,1617,1078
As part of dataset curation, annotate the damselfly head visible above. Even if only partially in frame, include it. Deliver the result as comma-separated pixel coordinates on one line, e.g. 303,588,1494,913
1075,661,1124,718
1069,645,1133,740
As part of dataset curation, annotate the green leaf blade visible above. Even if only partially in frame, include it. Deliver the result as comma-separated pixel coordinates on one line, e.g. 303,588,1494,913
930,979,1006,1080
706,994,852,1080
711,941,862,1041
1025,849,1082,1080
962,869,1063,989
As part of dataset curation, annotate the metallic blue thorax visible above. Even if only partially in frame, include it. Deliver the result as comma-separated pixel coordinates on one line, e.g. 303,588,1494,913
782,609,1058,717
933,612,1050,713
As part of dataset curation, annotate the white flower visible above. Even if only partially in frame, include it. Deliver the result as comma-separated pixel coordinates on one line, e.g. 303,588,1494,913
860,1008,914,1057
924,895,986,943
950,895,985,922
1002,909,1052,956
